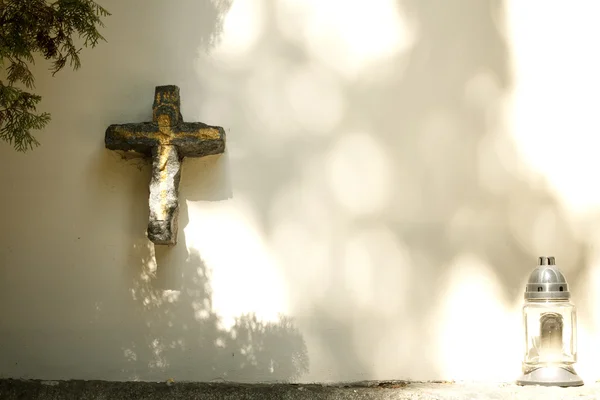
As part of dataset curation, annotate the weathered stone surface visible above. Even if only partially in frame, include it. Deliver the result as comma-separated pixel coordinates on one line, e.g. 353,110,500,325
147,145,181,245
105,85,226,245
1,380,600,400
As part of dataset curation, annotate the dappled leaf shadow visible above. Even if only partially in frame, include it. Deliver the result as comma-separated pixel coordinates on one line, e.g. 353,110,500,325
78,0,307,382
120,201,308,382
190,0,595,381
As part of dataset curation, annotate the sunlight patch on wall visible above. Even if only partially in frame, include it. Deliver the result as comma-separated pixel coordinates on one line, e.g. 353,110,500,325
436,254,520,382
268,155,337,312
585,242,600,331
464,69,504,112
576,325,596,384
575,255,600,382
504,198,581,276
505,0,600,215
285,63,345,136
211,0,265,62
327,132,393,216
243,59,299,145
477,127,532,197
242,59,346,145
275,0,415,79
270,218,332,305
184,196,289,331
161,290,181,304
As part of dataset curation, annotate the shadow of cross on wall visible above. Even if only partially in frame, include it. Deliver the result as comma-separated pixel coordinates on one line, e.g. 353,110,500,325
105,85,226,245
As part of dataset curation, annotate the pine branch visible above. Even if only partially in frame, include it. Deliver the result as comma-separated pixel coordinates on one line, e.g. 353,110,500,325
0,0,109,151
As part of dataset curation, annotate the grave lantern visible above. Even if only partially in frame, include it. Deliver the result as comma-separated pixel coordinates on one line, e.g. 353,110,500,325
517,256,583,387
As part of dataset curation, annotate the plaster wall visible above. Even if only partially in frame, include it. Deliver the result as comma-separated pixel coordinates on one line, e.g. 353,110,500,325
2,0,600,384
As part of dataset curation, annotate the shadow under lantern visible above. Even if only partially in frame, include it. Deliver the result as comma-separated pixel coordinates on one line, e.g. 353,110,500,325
517,256,583,387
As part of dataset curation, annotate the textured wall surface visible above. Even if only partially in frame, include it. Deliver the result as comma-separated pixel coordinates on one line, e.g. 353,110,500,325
2,0,600,384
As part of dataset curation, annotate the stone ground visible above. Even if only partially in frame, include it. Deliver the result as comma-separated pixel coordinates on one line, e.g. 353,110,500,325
1,380,599,399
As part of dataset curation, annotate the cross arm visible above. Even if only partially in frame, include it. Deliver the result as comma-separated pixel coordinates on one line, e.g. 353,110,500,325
172,122,226,158
105,123,160,156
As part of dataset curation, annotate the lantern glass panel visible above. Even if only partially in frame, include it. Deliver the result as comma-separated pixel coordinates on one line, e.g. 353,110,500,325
522,299,576,373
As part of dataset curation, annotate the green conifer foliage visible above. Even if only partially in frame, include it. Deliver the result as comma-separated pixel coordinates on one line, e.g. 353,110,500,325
0,0,109,151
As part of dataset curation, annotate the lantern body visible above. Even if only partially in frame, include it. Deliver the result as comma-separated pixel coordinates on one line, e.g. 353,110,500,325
516,256,583,387
522,299,577,373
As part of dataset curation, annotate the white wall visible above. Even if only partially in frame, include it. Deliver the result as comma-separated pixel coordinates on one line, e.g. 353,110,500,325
2,0,600,383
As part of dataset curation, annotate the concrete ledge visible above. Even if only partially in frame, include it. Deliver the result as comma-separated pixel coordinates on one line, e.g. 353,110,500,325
1,379,599,399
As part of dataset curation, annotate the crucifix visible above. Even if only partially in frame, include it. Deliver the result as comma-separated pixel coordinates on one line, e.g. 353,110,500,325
105,85,226,245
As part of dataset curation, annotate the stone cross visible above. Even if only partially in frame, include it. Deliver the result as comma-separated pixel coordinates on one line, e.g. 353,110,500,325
105,85,226,245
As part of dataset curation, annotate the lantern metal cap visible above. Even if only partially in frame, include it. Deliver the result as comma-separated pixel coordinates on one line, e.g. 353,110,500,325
524,256,570,300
